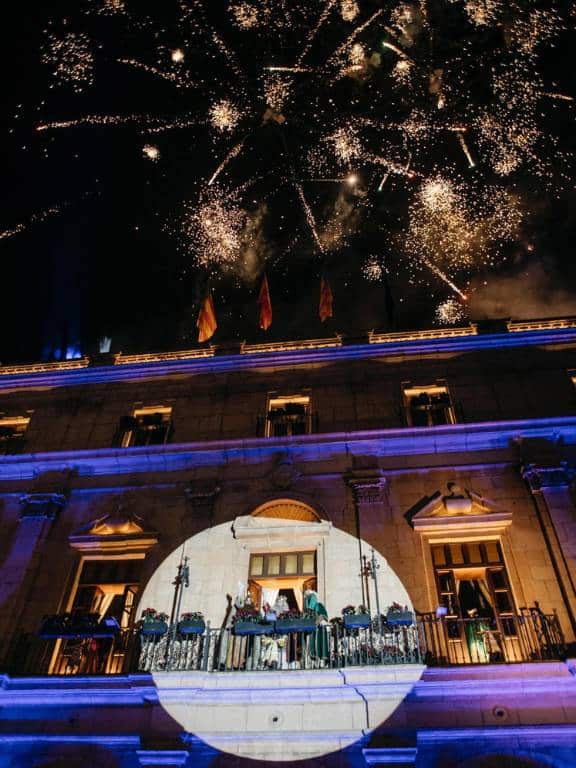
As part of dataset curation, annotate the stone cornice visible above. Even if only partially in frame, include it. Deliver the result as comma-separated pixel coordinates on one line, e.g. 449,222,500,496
0,416,575,481
0,662,573,706
1,325,576,392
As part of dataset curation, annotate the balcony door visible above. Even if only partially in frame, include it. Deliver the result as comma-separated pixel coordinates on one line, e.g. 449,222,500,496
248,551,316,612
51,558,141,675
432,541,520,662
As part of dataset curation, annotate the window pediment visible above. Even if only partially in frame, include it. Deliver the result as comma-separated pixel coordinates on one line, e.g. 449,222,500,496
69,509,159,553
409,482,512,534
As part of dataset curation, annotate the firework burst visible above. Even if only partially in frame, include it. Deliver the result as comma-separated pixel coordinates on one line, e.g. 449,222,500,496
9,0,574,319
435,298,467,326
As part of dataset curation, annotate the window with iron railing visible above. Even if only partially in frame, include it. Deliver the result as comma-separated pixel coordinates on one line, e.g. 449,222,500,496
432,541,517,641
116,406,172,447
261,394,313,437
0,415,31,455
402,383,456,427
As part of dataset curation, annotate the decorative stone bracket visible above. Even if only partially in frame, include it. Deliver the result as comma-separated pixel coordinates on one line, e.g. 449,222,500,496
184,483,220,514
522,463,574,492
345,470,388,505
19,493,66,522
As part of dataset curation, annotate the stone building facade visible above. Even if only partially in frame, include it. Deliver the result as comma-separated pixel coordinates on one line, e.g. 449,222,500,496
0,319,575,767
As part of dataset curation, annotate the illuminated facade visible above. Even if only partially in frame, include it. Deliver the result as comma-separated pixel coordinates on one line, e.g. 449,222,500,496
0,319,576,767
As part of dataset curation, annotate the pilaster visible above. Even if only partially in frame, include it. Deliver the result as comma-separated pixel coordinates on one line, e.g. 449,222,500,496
0,494,66,662
522,464,576,641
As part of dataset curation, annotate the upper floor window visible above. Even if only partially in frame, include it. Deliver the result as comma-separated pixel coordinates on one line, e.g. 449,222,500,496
402,383,455,427
431,540,516,633
266,394,311,437
249,551,316,578
118,405,172,447
0,414,31,455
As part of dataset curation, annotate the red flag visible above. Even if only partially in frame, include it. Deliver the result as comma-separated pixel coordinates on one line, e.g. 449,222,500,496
258,273,272,330
196,292,217,343
319,276,333,322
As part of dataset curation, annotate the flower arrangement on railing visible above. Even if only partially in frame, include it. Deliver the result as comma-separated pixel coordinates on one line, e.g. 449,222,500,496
139,608,169,636
39,612,120,639
233,606,261,622
275,609,317,634
233,606,272,636
341,604,371,629
386,602,414,626
178,611,206,636
181,611,204,621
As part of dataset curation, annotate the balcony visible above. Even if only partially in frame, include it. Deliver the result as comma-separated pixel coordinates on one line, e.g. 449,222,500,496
4,611,565,677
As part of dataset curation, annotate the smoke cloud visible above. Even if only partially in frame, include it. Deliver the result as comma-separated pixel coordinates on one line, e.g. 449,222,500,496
468,262,576,320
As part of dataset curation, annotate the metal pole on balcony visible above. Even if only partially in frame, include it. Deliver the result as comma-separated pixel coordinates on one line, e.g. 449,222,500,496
167,555,189,668
169,555,190,624
370,548,382,636
359,554,372,613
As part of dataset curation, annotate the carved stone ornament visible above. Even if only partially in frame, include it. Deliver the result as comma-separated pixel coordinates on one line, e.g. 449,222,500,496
408,481,512,534
522,463,573,491
19,493,66,521
185,482,221,508
268,451,301,490
69,503,159,553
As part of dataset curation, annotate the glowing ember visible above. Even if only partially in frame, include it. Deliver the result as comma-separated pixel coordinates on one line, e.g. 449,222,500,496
209,100,241,133
143,144,160,161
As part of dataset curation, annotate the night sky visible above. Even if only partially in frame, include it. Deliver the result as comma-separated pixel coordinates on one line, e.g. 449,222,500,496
1,0,576,363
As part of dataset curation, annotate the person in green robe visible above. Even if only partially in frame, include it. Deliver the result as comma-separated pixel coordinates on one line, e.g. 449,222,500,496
305,589,330,663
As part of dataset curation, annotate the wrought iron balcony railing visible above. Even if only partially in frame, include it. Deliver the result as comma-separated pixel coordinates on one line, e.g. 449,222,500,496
3,610,565,677
418,609,565,666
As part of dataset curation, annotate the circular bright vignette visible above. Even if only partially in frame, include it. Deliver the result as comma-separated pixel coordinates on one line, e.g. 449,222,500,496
139,514,424,762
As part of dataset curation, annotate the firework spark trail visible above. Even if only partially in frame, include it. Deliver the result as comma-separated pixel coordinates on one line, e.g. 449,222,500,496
377,171,391,192
36,114,197,132
543,92,574,101
117,58,194,87
37,114,144,131
297,0,338,65
457,131,475,167
143,117,200,134
211,32,246,83
208,138,246,186
0,205,62,241
381,40,412,60
422,258,467,300
265,66,314,73
369,154,417,179
329,9,384,63
295,184,326,253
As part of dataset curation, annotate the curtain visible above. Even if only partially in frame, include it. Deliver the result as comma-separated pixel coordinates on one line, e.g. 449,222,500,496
476,579,493,611
261,587,279,610
293,589,303,612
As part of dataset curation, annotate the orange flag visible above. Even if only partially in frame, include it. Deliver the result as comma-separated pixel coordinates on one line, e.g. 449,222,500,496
258,273,272,330
319,275,333,322
196,292,217,342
